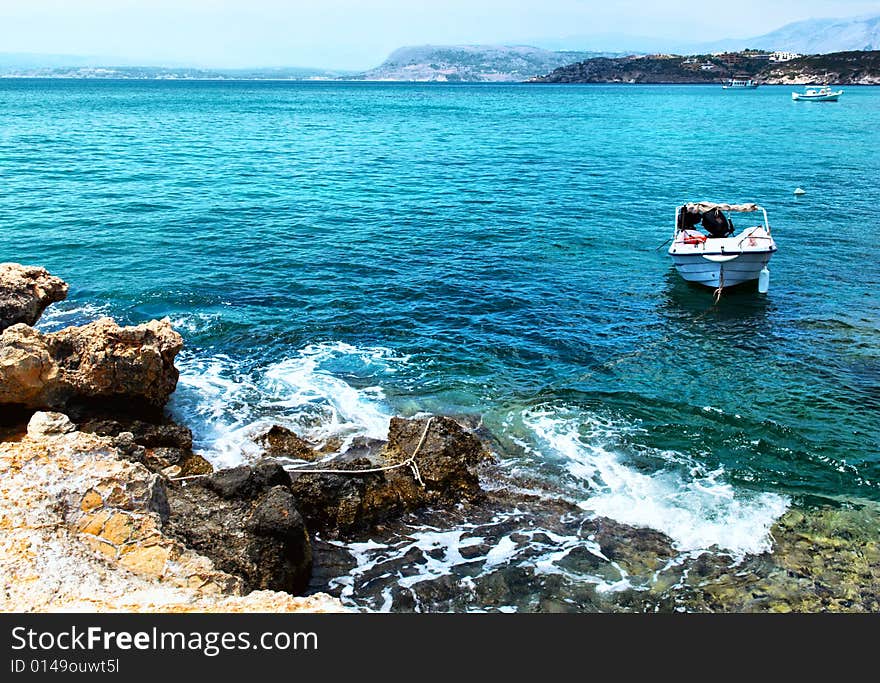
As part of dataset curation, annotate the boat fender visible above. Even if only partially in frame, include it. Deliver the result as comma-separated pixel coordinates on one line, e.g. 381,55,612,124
758,266,770,294
683,234,707,245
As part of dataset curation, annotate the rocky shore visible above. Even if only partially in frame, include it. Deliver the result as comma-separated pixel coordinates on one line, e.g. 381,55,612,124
2,262,878,613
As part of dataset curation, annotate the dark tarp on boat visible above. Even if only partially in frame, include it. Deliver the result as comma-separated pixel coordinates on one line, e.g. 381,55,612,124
676,202,761,238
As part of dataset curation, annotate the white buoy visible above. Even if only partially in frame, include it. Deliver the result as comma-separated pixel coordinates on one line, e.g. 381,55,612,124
758,266,770,293
794,187,806,195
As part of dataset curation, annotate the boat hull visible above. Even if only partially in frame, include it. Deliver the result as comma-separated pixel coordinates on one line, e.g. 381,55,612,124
670,251,773,287
792,92,841,102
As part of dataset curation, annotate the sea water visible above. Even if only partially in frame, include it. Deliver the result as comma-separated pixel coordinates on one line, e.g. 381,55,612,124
2,80,878,608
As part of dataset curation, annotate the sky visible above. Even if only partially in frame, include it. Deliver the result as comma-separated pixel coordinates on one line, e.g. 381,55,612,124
0,0,877,70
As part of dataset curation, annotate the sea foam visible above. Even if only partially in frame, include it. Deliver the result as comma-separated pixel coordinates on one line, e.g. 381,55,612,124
520,405,789,556
171,341,406,468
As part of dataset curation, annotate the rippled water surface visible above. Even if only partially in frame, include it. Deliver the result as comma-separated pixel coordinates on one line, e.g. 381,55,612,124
2,81,879,607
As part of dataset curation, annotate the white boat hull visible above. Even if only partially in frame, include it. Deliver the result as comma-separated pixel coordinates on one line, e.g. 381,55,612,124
670,251,773,287
668,226,777,289
792,90,842,102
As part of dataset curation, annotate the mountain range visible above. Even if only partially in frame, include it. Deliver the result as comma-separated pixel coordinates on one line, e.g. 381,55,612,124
1,13,878,82
535,13,880,55
738,13,880,54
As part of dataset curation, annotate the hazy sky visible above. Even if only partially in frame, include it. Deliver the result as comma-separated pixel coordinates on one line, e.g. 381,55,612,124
0,0,877,69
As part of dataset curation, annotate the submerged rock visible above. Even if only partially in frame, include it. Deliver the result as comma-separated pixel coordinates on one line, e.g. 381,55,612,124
166,460,313,594
0,263,68,333
290,415,492,537
0,316,182,412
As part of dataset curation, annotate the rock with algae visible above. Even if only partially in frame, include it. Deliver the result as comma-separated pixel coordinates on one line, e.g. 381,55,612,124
643,506,880,613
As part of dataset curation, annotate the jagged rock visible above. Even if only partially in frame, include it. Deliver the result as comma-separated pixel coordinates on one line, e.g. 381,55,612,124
26,411,76,438
166,460,312,594
0,425,343,612
289,416,492,537
385,415,489,498
0,263,68,332
78,416,212,476
0,316,182,412
78,417,193,449
256,425,320,461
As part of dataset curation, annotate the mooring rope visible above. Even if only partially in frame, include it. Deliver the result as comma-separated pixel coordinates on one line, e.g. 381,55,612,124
169,416,434,487
713,268,725,305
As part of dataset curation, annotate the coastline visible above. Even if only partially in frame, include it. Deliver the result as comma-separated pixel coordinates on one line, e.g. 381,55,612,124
2,264,878,613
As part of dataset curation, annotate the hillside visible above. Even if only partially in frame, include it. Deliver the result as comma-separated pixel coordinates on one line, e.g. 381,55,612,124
358,45,599,82
531,50,880,85
760,50,880,84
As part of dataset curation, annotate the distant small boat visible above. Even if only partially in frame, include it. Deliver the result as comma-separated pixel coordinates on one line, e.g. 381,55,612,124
722,79,758,89
668,202,777,293
791,86,843,102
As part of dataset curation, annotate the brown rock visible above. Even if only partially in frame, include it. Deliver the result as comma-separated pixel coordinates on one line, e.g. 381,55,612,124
101,512,134,545
178,453,213,476
256,425,320,461
77,416,213,478
289,415,492,537
80,489,103,512
166,461,313,594
0,263,68,333
0,317,182,412
119,544,171,576
79,418,193,450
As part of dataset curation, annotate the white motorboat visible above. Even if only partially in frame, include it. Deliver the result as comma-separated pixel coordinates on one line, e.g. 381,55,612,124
722,78,758,89
791,85,843,102
668,202,777,292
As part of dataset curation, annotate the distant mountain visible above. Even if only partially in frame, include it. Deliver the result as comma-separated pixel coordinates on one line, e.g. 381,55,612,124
529,13,880,56
739,14,880,53
0,62,354,80
358,45,609,82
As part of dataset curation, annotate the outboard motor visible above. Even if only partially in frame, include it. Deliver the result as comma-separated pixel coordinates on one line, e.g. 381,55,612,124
701,208,733,238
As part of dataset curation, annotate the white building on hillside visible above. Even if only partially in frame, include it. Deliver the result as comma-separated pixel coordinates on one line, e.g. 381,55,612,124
770,51,803,62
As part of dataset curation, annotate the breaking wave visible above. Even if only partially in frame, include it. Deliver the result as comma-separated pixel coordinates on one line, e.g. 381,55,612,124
34,302,111,332
517,405,789,555
170,342,409,468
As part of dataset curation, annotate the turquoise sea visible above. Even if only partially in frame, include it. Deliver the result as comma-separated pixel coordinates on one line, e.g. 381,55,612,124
2,80,879,609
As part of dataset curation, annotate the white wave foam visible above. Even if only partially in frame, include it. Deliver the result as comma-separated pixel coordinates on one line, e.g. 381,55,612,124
171,342,407,468
263,342,401,443
166,312,222,335
325,515,630,612
35,302,110,332
520,406,789,556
